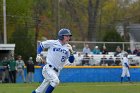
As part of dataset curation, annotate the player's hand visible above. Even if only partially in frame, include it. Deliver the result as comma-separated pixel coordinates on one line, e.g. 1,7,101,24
66,44,74,54
36,54,43,62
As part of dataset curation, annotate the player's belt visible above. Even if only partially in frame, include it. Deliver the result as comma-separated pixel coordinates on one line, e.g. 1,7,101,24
48,65,58,72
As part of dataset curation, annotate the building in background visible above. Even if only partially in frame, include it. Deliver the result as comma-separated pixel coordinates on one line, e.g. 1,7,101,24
0,44,15,61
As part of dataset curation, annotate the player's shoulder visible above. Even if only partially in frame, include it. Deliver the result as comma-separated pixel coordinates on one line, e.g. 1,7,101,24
42,40,58,44
50,40,63,47
50,40,60,44
44,39,56,42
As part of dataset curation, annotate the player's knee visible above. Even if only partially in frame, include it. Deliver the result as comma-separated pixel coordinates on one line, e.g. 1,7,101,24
50,78,60,87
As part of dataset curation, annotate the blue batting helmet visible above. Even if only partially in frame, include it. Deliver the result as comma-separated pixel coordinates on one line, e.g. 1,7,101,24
58,28,72,40
123,52,128,57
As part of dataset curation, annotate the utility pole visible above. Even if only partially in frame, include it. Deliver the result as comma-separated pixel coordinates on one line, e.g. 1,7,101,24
3,0,7,44
56,0,60,35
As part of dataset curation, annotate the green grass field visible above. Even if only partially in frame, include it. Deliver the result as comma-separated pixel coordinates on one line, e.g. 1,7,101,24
0,82,140,93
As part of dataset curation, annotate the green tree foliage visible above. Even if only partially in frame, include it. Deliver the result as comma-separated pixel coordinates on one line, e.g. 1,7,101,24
0,0,140,60
88,0,100,41
103,31,124,42
103,29,124,52
6,0,36,61
10,24,36,63
0,1,4,43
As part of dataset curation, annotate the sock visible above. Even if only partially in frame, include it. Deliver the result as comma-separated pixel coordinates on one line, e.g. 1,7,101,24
121,77,123,82
32,90,36,93
45,85,54,93
127,77,131,81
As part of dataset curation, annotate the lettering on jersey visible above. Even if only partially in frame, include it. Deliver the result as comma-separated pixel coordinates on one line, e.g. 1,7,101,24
53,48,68,55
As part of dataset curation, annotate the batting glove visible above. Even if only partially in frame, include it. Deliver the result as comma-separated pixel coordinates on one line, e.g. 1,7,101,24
36,54,43,62
66,44,74,54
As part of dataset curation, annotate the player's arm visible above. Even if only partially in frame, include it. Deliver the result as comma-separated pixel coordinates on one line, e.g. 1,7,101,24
124,63,129,69
36,43,44,62
68,54,75,63
66,44,75,63
37,43,44,54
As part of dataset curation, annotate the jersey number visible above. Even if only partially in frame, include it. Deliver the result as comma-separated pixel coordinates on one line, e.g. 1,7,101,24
61,56,66,62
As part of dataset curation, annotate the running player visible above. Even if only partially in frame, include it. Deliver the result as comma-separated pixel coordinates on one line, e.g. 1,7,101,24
32,28,75,93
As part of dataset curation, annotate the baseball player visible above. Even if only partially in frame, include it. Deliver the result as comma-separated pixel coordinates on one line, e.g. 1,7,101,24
32,28,75,93
121,53,131,83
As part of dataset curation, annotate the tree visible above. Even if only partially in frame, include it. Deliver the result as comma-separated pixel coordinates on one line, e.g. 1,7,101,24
63,0,86,40
87,0,100,41
1,0,140,59
103,29,124,52
10,24,36,62
0,0,3,43
6,0,36,60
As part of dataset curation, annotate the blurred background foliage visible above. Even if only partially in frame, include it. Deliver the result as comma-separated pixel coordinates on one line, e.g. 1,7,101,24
0,0,140,61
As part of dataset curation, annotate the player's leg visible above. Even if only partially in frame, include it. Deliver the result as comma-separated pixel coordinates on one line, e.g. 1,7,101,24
121,77,123,83
27,72,32,83
32,65,57,93
44,66,60,93
126,69,131,82
31,72,34,83
121,68,125,83
45,85,54,93
32,66,50,93
13,70,16,83
2,70,6,82
29,72,31,82
127,77,131,82
45,75,59,93
26,72,29,83
11,71,15,83
45,77,59,92
21,69,26,82
16,69,19,78
9,71,13,83
32,90,36,92
32,79,49,93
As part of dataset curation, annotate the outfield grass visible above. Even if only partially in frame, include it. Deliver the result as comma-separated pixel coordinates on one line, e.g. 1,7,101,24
0,82,140,93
